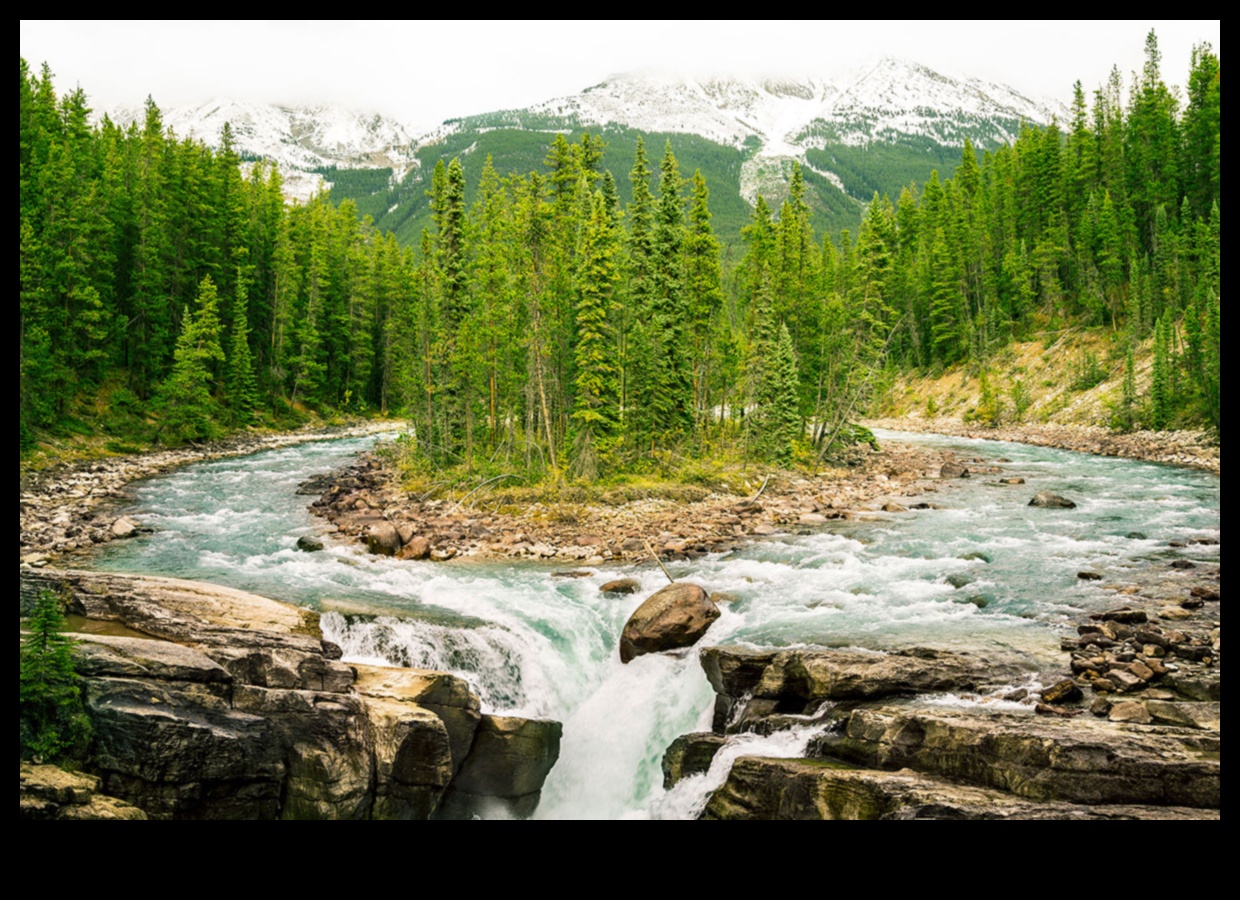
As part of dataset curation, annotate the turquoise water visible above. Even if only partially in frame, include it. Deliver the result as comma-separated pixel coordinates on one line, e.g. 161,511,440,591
90,430,1219,818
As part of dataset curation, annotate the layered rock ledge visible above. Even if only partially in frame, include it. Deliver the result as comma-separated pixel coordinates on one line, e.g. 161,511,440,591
20,568,560,820
666,630,1220,819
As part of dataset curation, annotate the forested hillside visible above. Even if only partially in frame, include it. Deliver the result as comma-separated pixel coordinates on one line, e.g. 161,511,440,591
18,32,1219,478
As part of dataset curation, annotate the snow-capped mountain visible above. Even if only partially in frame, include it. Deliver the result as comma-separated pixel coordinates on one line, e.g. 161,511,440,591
106,58,1065,224
108,98,421,201
447,58,1066,205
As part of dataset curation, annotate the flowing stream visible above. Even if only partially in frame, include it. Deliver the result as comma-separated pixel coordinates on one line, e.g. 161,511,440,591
88,430,1219,818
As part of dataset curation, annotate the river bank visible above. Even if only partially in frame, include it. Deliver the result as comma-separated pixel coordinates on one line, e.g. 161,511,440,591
865,417,1219,473
19,421,401,565
306,440,983,565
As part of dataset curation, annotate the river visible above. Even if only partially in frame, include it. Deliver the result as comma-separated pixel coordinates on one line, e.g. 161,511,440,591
87,429,1220,818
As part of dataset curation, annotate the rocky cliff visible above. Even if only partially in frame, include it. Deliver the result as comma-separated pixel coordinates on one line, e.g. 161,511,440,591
20,569,561,820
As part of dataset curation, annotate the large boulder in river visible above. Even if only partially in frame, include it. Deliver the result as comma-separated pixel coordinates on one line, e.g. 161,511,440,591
619,582,720,664
1029,491,1077,509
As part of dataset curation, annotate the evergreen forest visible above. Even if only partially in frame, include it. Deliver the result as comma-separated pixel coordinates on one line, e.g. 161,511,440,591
19,32,1220,480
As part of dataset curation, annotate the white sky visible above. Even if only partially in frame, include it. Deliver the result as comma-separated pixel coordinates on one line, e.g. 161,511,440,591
20,20,1220,128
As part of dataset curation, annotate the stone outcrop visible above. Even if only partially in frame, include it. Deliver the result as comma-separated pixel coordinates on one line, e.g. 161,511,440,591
662,733,728,789
701,759,1219,821
700,646,1015,733
20,763,148,820
814,706,1219,808
619,583,720,663
669,617,1220,823
21,569,561,820
439,716,563,819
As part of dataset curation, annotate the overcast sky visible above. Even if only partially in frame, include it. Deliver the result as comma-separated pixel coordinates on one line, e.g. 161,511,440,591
21,20,1220,128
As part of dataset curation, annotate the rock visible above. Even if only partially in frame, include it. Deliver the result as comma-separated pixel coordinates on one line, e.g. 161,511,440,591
945,573,974,589
22,569,316,640
1089,696,1113,717
752,524,777,535
700,646,1014,733
1144,701,1220,731
84,674,286,818
73,634,232,684
1170,559,1197,570
352,665,481,778
816,706,1219,808
1095,608,1148,625
881,502,908,513
1126,532,1148,540
439,715,563,819
1040,680,1083,705
232,685,375,820
1190,586,1220,601
296,536,324,553
20,763,147,821
111,516,140,538
959,551,992,563
709,591,741,605
399,536,431,560
662,733,729,789
619,583,720,664
700,759,1219,821
599,578,641,596
551,570,593,579
365,522,402,556
1035,702,1081,717
939,462,970,478
1158,607,1194,621
1107,701,1153,725
999,477,1026,485
1077,571,1104,581
799,513,828,524
1108,670,1146,692
365,697,454,820
1029,491,1076,509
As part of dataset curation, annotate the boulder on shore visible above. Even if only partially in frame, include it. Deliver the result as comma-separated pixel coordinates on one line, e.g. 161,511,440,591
619,583,720,664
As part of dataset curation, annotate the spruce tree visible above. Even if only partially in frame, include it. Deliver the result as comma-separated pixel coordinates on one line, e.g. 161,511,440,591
227,275,260,424
20,591,91,763
157,275,225,444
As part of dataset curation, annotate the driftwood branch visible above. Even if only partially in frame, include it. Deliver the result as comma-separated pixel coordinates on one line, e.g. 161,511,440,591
643,538,676,585
749,474,772,503
449,474,521,513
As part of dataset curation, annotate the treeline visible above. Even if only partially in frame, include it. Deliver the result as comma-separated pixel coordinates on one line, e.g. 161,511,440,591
20,58,411,447
18,33,1220,471
858,33,1220,429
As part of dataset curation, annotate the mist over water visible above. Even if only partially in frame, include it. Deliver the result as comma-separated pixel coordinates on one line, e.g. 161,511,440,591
91,430,1219,818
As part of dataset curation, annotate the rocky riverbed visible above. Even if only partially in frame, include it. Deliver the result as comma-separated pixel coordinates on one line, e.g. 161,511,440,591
660,554,1220,819
866,418,1220,473
18,422,400,566
304,441,984,565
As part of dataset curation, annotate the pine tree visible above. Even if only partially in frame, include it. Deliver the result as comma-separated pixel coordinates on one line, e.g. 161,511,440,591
570,190,620,480
20,591,91,763
157,275,225,444
227,273,260,424
762,322,801,464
